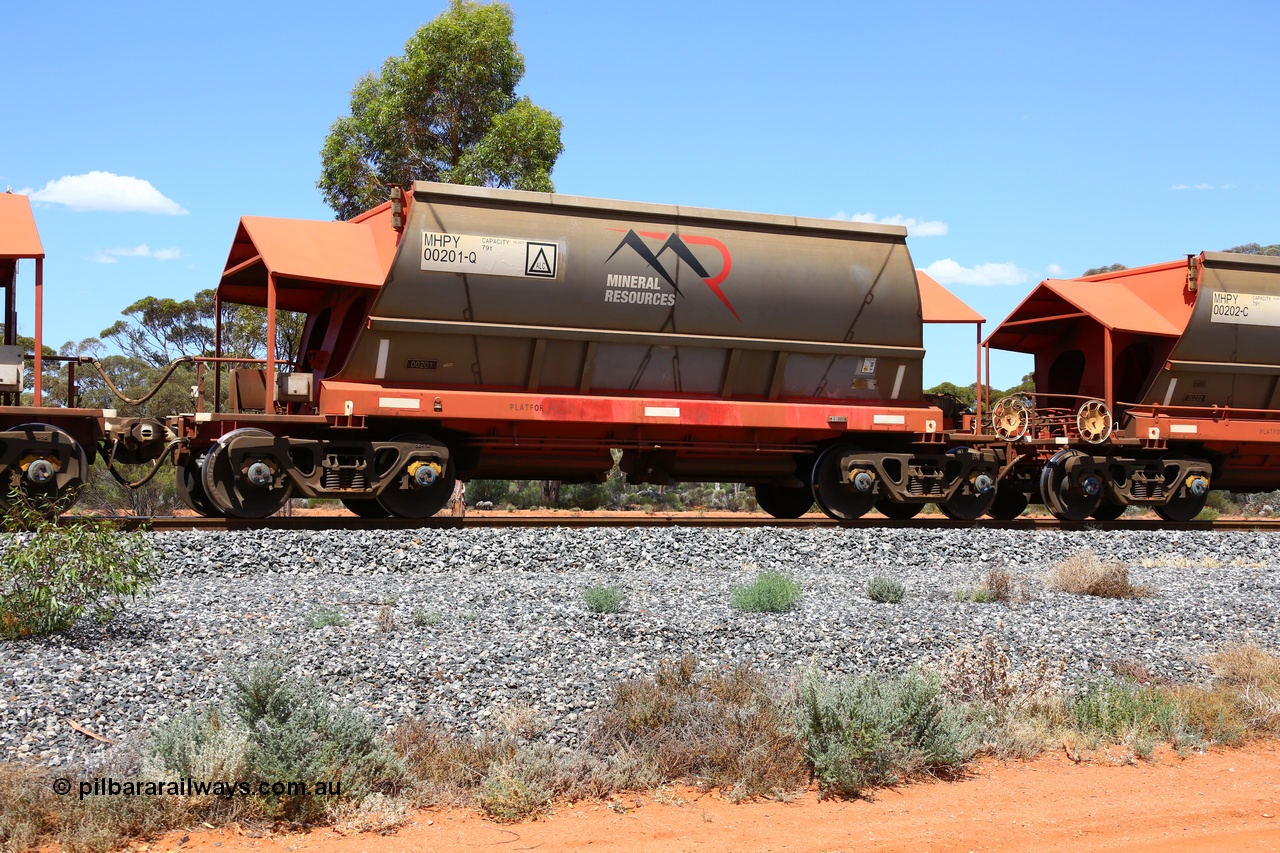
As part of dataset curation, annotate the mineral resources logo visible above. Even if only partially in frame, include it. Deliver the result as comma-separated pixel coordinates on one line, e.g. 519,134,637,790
603,229,738,319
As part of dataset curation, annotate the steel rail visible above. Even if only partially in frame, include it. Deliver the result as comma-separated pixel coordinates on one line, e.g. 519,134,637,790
55,514,1280,534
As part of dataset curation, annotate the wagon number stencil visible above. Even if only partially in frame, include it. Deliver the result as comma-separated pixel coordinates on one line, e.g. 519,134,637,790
421,232,559,279
1210,291,1280,326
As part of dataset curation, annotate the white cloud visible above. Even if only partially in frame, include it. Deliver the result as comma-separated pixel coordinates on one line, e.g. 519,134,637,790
23,171,188,214
832,211,949,237
924,258,1030,286
1046,263,1066,277
92,244,183,264
1170,183,1235,191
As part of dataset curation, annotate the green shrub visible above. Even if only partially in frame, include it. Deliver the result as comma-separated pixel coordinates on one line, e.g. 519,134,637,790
558,483,610,511
1194,506,1221,521
305,605,349,628
412,607,442,627
1203,490,1238,515
582,585,624,613
0,507,159,639
1067,677,1182,742
730,570,801,612
226,660,406,821
798,668,971,797
954,585,995,603
866,576,905,603
478,766,552,822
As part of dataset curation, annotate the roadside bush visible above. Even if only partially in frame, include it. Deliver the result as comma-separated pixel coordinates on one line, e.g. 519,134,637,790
582,584,624,613
1203,490,1239,516
1066,677,1185,750
148,661,408,824
939,636,1061,712
1045,549,1152,598
0,505,160,639
866,576,905,603
730,570,801,612
0,764,59,851
798,668,970,797
226,661,406,821
149,708,250,784
557,482,610,511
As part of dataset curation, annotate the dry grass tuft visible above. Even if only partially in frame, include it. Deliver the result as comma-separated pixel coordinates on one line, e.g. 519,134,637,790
1205,644,1280,734
591,655,808,801
390,719,516,804
939,635,1063,712
1046,549,1153,598
0,764,59,851
1108,659,1172,688
956,566,1029,605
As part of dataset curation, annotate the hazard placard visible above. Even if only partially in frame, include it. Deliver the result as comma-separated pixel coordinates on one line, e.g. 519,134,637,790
420,232,561,279
525,242,557,277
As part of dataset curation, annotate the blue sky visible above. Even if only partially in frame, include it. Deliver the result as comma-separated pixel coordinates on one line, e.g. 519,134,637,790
3,0,1276,389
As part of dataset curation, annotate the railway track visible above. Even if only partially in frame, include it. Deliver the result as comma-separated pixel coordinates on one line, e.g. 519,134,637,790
56,513,1280,533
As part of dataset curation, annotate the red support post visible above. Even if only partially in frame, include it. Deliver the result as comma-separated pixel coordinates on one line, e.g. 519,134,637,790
33,258,42,406
266,272,276,412
214,291,222,413
1103,326,1114,411
973,322,983,432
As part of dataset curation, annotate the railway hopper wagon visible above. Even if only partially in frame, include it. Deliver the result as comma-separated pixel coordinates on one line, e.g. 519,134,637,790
984,252,1280,521
170,182,996,519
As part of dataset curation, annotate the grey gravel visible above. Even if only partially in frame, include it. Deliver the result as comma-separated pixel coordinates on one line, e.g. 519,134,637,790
2,526,1277,769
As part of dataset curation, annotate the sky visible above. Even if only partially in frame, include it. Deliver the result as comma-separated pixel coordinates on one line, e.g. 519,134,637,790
2,0,1277,389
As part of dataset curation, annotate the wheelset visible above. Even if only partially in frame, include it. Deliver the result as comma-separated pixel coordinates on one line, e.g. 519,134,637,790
811,445,876,520
0,423,90,516
754,485,815,519
1039,449,1103,521
375,434,455,519
1153,453,1211,522
200,428,294,519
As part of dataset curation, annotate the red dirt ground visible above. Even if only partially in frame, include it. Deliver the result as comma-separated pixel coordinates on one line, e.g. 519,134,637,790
125,742,1280,853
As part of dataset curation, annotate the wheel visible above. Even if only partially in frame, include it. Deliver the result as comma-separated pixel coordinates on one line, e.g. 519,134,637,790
811,445,876,520
1039,449,1103,521
875,497,923,519
986,488,1029,520
0,423,90,516
1153,454,1210,522
938,448,996,520
200,428,294,519
1091,498,1127,521
341,498,391,518
1076,399,1113,444
991,395,1031,441
754,485,814,519
176,452,222,517
375,434,455,519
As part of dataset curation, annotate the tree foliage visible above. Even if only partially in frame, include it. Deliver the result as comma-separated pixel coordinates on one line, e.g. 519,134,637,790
1083,263,1127,276
924,374,1034,410
1224,243,1280,256
318,0,564,219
